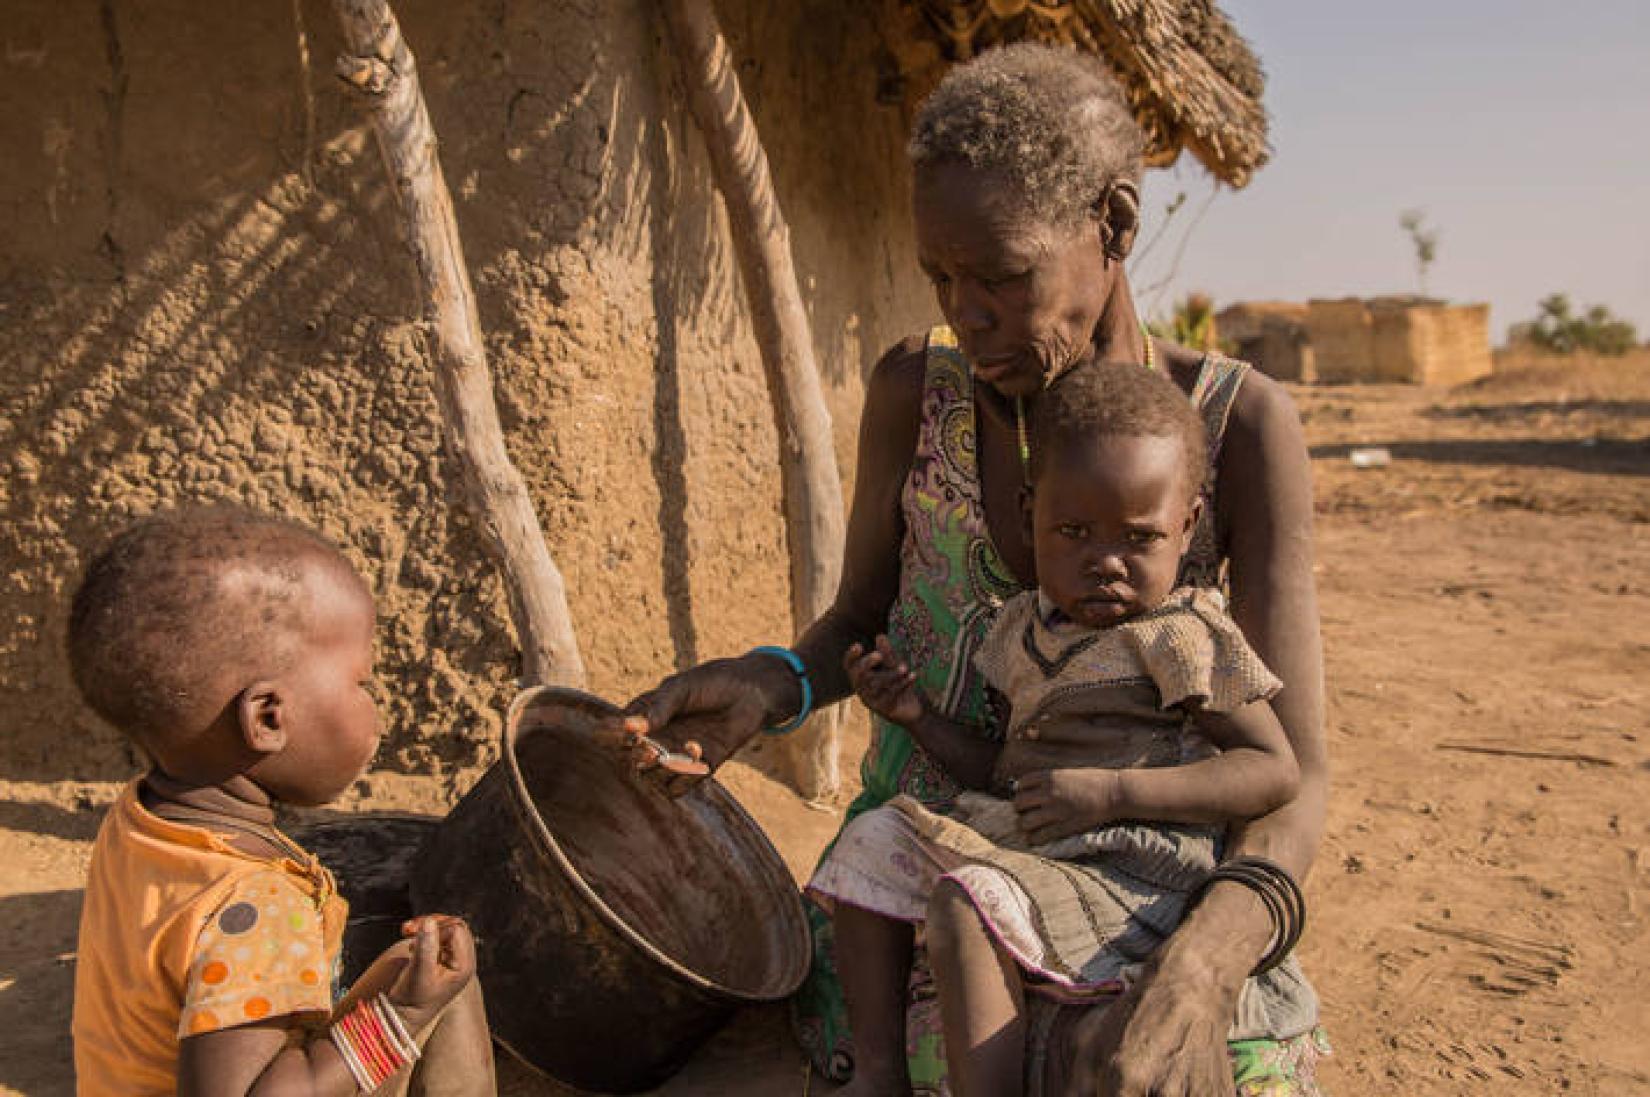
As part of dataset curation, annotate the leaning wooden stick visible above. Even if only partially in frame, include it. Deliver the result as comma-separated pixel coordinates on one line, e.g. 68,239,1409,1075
660,0,847,800
331,0,585,688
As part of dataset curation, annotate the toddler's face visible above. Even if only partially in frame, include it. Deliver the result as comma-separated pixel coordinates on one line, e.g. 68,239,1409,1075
248,562,381,806
1027,433,1198,628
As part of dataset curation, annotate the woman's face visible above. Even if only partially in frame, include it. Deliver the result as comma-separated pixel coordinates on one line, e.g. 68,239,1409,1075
914,162,1112,398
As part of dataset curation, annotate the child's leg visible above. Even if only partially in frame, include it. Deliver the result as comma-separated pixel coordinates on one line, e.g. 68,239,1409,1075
925,879,1026,1097
337,939,496,1097
399,975,494,1097
833,901,916,1096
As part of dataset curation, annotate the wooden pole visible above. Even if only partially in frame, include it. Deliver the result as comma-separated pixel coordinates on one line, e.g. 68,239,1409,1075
331,0,585,688
659,0,847,799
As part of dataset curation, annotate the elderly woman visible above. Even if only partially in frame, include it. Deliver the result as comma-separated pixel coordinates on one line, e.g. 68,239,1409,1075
624,44,1328,1096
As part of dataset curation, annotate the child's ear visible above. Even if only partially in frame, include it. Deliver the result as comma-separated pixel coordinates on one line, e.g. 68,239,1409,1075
237,682,287,757
1181,493,1205,548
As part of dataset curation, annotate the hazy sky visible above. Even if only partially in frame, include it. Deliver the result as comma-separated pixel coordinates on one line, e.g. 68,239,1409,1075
1131,0,1650,342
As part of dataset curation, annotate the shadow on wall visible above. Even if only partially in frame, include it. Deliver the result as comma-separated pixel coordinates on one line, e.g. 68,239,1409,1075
1,119,519,780
1,0,561,782
2,0,930,786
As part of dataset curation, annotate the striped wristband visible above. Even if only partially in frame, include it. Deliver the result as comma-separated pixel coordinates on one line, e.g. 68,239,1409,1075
330,994,420,1091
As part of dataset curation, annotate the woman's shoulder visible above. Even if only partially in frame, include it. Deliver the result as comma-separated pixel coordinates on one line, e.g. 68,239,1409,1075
1205,353,1315,556
863,332,933,424
1225,362,1305,443
870,332,931,388
1159,340,1303,438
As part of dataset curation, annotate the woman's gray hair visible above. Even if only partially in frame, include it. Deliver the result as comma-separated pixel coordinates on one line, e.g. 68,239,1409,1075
908,43,1145,231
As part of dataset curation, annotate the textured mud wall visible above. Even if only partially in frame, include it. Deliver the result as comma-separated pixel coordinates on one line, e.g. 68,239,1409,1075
0,0,931,782
1217,302,1312,383
1305,298,1492,386
1371,302,1493,387
1305,298,1376,384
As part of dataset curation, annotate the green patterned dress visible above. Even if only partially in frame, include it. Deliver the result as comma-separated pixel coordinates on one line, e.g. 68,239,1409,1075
791,327,1326,1094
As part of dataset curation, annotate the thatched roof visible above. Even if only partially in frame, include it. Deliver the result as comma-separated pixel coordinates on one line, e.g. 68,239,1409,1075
884,0,1270,187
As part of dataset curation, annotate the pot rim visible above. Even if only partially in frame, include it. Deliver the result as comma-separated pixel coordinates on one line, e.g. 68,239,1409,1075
499,684,810,1002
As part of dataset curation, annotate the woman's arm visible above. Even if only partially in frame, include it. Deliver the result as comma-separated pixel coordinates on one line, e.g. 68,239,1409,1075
791,339,928,709
1218,372,1328,882
624,338,928,769
1160,370,1326,971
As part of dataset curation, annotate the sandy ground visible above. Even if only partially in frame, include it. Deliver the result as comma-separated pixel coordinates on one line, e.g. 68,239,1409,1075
4,354,1649,1095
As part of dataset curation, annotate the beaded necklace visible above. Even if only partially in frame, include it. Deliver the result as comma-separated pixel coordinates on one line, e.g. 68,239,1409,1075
1012,329,1156,489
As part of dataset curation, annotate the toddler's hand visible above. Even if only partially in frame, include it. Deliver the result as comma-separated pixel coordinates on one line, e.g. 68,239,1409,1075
1012,768,1123,845
386,915,476,1032
844,635,925,727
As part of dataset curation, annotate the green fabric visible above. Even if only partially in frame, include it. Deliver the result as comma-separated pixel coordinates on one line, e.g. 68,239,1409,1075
848,328,1020,821
793,328,1016,1084
1230,1028,1333,1094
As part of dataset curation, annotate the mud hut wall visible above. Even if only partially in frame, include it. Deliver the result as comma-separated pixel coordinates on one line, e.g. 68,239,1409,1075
1257,323,1314,384
1432,304,1493,386
1305,298,1376,384
1217,303,1311,383
1369,306,1422,384
0,0,931,783
1370,303,1492,387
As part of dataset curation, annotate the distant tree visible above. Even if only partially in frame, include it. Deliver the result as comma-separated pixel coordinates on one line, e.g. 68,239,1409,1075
1399,208,1439,296
1509,294,1639,356
1172,292,1219,350
1148,292,1228,354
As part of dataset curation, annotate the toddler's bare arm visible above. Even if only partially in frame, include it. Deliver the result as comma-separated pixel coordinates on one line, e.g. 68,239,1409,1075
1107,699,1300,824
1012,700,1299,843
179,917,478,1097
845,635,1004,791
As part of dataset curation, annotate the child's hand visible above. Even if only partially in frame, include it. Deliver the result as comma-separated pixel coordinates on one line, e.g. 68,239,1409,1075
844,635,925,727
1012,768,1124,844
386,915,476,1032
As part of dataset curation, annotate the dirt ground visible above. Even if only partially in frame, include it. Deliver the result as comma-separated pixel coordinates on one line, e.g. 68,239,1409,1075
3,353,1648,1095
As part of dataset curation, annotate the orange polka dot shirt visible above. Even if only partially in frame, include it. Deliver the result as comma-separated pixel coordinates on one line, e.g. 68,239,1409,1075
73,780,347,1096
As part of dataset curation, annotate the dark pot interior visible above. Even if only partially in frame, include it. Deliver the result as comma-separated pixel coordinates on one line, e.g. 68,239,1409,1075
510,706,808,999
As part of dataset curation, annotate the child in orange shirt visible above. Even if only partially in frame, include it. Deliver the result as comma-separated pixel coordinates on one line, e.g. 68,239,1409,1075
69,507,495,1096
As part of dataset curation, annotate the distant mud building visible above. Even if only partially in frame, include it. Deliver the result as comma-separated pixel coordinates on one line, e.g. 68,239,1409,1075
1218,297,1493,386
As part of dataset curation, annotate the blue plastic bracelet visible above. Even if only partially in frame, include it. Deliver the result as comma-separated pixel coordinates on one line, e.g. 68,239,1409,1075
751,645,812,735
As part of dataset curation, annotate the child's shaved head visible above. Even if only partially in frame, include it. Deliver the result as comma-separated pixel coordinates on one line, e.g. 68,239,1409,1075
1032,359,1208,503
68,507,364,744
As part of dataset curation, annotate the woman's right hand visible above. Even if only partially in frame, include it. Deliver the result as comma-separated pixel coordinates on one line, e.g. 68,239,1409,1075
616,652,800,792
